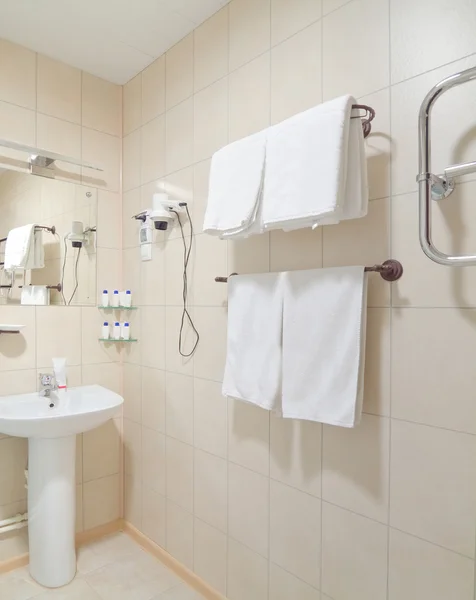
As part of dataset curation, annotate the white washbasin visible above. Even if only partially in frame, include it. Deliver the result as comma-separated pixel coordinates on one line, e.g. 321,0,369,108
0,384,123,589
0,384,123,438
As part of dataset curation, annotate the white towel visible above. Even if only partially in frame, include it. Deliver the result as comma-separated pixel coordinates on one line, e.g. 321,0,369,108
262,95,368,231
282,266,368,427
30,229,45,270
203,130,267,239
223,272,284,410
4,225,44,271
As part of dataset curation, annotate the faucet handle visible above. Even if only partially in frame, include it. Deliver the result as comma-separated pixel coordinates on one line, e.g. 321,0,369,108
39,373,56,388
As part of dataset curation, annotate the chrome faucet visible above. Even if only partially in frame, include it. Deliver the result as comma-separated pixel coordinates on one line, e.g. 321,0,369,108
39,373,58,399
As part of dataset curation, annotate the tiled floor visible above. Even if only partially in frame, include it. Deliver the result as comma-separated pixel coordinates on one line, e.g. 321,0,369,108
0,532,204,600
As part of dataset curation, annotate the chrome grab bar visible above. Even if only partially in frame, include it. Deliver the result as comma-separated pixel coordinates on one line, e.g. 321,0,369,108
444,160,476,179
418,65,476,266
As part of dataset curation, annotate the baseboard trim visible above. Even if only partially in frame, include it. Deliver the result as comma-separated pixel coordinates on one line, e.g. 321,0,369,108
75,518,124,547
0,553,29,575
123,521,226,600
0,518,124,576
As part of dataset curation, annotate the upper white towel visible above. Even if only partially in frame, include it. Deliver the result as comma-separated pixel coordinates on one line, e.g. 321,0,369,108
222,272,284,410
4,225,44,271
203,96,368,237
282,266,368,427
262,95,368,231
203,130,267,239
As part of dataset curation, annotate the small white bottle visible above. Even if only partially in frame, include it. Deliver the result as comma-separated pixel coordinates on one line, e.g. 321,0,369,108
101,290,109,307
112,290,120,308
124,290,132,308
122,322,131,340
102,322,110,340
113,322,121,340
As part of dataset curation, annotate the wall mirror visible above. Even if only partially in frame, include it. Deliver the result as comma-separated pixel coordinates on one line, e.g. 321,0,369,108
0,169,97,306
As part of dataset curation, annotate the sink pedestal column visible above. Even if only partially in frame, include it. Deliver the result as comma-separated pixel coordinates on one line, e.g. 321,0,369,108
28,435,77,588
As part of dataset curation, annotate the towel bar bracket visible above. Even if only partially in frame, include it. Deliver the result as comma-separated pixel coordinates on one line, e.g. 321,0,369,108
215,260,403,283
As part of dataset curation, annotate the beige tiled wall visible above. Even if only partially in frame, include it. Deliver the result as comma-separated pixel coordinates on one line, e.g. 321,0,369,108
0,39,123,560
120,1,476,599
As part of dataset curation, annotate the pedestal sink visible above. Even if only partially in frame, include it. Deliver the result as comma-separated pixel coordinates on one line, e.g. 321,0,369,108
0,384,123,588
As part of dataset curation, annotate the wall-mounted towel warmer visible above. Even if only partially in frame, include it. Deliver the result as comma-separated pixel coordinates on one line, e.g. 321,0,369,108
417,65,476,265
215,259,404,283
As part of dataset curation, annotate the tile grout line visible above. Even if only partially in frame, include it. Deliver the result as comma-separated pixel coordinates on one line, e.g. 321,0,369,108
224,4,231,595
386,0,393,597
319,10,325,594
266,0,272,596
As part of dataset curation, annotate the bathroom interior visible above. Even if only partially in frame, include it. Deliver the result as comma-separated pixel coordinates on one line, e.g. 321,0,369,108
0,0,475,598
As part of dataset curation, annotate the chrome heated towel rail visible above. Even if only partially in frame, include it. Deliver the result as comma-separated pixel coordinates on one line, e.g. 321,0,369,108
417,65,476,266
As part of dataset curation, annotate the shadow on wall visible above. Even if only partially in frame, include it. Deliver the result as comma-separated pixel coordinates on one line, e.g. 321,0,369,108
0,334,27,361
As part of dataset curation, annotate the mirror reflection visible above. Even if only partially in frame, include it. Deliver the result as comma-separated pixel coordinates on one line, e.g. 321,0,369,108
0,169,97,306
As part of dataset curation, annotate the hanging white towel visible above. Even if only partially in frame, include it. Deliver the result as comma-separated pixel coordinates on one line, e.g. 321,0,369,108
223,272,284,410
4,225,44,271
282,266,368,427
262,95,368,231
30,229,45,270
203,130,267,239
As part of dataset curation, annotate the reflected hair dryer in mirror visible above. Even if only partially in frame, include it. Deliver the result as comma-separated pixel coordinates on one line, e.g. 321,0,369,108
66,221,96,248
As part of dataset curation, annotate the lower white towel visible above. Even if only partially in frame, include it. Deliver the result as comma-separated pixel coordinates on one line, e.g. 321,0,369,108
222,272,283,410
282,266,368,427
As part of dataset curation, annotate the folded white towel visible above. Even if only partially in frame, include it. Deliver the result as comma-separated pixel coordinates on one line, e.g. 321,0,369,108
262,95,368,231
222,272,284,410
282,266,368,427
4,224,44,271
203,130,267,239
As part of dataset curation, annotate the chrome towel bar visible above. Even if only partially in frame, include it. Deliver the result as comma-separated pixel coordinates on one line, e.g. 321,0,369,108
418,65,476,266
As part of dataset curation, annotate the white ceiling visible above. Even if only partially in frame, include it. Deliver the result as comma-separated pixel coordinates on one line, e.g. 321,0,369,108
0,0,230,84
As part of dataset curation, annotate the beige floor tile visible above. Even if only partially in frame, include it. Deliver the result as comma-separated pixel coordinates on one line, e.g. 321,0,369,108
32,577,102,599
85,549,180,600
0,566,43,600
151,584,204,599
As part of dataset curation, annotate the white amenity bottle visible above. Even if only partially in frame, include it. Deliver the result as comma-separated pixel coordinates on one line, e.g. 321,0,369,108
124,290,132,307
113,322,121,340
122,322,131,340
112,290,119,308
102,322,109,339
101,290,109,307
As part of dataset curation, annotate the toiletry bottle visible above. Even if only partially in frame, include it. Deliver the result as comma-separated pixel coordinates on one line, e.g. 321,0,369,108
112,290,119,307
102,322,110,339
102,289,109,307
52,357,67,392
113,322,121,340
122,322,131,340
124,290,132,307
